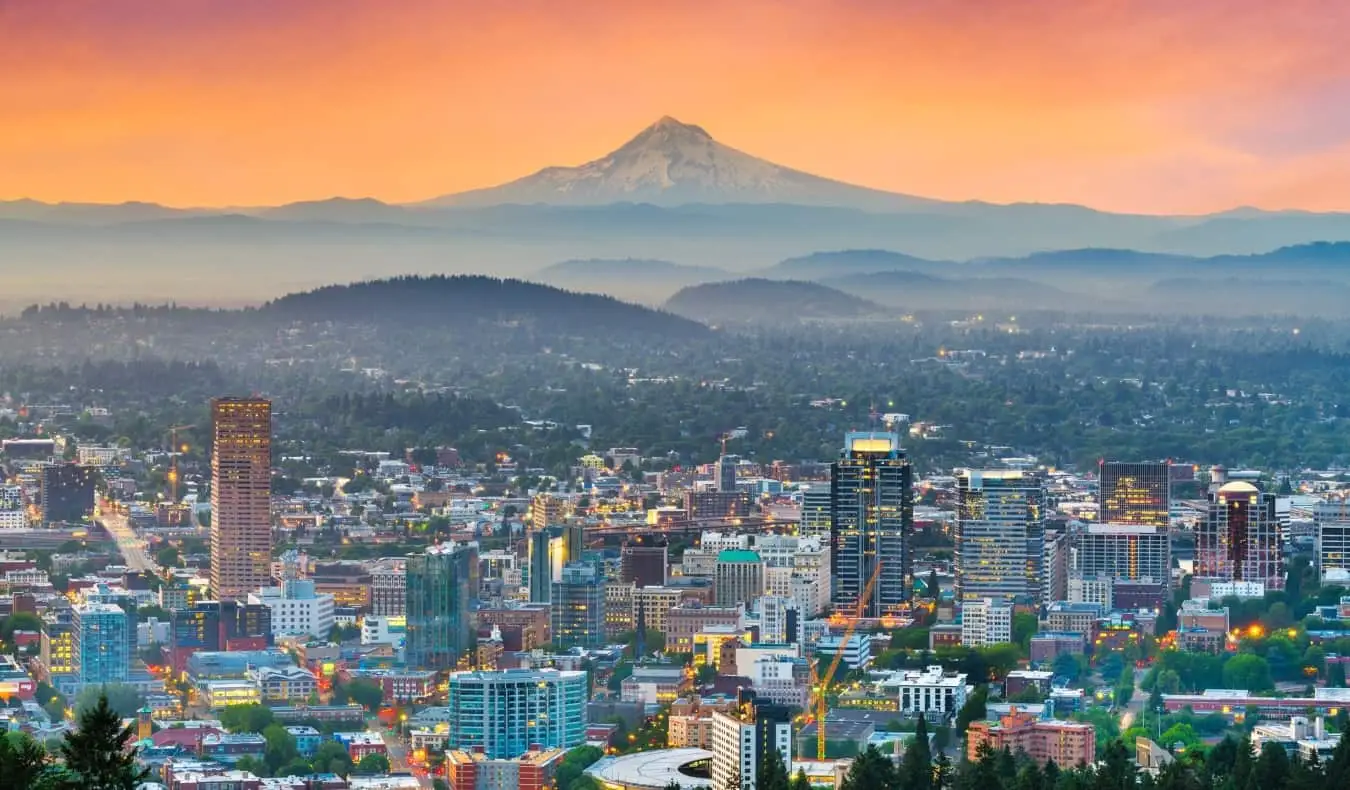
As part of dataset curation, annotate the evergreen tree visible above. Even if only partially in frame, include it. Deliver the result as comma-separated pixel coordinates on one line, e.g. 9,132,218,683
758,747,791,790
1255,742,1290,790
1092,739,1137,790
1015,763,1046,790
841,746,898,790
58,692,148,790
932,751,954,790
0,731,54,790
901,716,933,790
790,769,812,790
1325,728,1350,790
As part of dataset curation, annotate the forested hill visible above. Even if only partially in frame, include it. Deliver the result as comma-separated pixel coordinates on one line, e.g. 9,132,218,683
665,278,884,323
261,275,710,337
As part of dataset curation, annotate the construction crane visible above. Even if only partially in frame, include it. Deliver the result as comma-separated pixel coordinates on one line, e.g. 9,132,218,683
166,425,195,502
806,560,882,760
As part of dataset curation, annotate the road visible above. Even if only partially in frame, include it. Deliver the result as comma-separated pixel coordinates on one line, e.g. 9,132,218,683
1119,667,1147,731
377,726,432,789
101,510,159,573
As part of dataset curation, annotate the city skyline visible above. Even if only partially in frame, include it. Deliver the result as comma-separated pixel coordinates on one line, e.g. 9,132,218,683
4,2,1350,213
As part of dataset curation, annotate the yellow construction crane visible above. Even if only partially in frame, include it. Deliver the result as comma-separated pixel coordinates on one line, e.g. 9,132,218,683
806,560,882,759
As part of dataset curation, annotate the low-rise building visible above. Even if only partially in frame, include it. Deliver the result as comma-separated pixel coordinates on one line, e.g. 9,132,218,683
966,708,1095,768
878,665,969,718
250,665,318,704
621,665,688,709
961,599,1012,647
445,749,566,790
334,731,388,762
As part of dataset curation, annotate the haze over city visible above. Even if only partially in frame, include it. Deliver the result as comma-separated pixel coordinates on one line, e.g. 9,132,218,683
2,5,1350,790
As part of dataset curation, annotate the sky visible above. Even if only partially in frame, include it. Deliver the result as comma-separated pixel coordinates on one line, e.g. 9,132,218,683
3,0,1350,214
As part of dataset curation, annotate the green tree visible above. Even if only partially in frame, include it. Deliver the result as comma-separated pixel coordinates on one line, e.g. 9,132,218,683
155,547,180,567
901,715,933,790
219,703,275,733
955,685,988,736
790,769,812,790
235,755,268,777
1013,612,1039,649
59,693,149,790
358,754,392,775
0,731,54,790
75,684,144,719
314,740,354,776
262,723,299,773
757,746,790,790
344,678,385,710
1223,654,1274,692
279,758,315,777
839,746,896,790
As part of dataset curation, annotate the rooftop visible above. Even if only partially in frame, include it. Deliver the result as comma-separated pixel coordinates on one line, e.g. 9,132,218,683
585,748,714,790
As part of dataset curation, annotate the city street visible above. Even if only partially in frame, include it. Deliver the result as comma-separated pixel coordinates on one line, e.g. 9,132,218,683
377,725,432,789
100,508,159,573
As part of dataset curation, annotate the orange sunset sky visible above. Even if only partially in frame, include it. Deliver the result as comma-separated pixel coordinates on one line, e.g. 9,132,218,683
3,0,1349,214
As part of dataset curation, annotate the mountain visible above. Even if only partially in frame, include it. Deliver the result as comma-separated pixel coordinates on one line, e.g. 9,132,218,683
422,117,940,210
822,270,1074,312
664,278,884,324
535,258,729,304
0,199,201,224
765,249,950,279
262,274,710,337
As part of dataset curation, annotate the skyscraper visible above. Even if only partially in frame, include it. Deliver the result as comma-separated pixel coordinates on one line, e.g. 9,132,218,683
1197,481,1281,590
1098,461,1171,527
955,470,1046,605
550,562,606,648
38,463,97,524
406,541,479,670
72,602,129,686
210,397,273,601
446,669,587,758
715,454,739,493
1314,500,1350,585
800,488,832,539
830,432,912,616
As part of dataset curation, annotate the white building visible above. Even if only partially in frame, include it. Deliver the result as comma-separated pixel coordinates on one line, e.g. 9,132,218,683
1207,580,1266,600
711,710,791,790
754,595,798,645
747,654,808,708
250,665,319,704
816,633,871,669
248,579,335,639
1067,576,1113,609
961,598,1012,647
361,615,406,647
76,445,126,466
879,665,970,717
0,510,28,530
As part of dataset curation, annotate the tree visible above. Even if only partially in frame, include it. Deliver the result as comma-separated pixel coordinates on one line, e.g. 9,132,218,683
955,685,988,736
234,755,268,777
59,692,148,790
344,678,385,711
901,715,933,790
839,745,896,790
1223,654,1274,692
1052,652,1082,683
219,703,275,733
790,769,812,790
262,724,299,773
1329,661,1347,688
1254,741,1290,790
1013,612,1039,649
928,568,941,601
75,684,144,719
314,740,354,776
358,754,392,775
757,746,790,790
155,546,180,568
279,758,316,777
0,731,54,790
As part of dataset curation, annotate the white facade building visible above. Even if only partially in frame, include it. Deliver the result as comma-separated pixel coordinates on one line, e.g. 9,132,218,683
880,665,970,717
711,710,791,790
248,579,335,639
961,598,1012,647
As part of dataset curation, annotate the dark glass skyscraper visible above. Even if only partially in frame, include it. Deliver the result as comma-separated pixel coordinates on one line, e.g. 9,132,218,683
830,432,913,616
550,561,605,648
1098,461,1171,527
406,541,479,670
955,470,1045,604
39,463,96,524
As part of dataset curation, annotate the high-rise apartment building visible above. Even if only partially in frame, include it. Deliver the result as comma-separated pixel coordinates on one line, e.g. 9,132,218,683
446,669,587,758
830,432,912,616
799,489,832,539
406,541,479,670
370,559,407,616
955,470,1046,604
72,602,129,686
1076,523,1170,589
1197,481,1281,590
710,694,792,790
1314,500,1350,585
38,463,97,524
715,454,739,493
550,562,605,648
1098,461,1171,527
210,397,273,601
714,550,764,607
